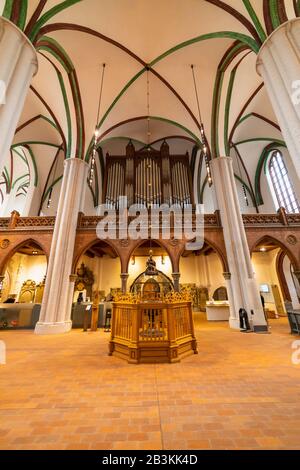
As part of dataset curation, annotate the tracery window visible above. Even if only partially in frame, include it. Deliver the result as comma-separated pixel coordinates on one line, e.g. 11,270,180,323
268,150,300,213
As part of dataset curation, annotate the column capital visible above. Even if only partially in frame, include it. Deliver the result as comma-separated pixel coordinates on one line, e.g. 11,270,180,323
256,18,300,73
64,157,90,170
223,272,231,280
0,16,38,74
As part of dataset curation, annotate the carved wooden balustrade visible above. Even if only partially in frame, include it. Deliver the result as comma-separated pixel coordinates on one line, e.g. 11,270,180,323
0,210,300,233
109,292,198,363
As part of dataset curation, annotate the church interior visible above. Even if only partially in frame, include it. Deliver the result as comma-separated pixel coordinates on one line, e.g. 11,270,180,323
1,0,300,451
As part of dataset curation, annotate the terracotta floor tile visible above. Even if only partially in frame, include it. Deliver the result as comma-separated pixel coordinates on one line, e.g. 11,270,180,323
0,317,299,450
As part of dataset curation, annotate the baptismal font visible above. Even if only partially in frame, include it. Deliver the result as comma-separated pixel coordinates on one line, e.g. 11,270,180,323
109,251,198,363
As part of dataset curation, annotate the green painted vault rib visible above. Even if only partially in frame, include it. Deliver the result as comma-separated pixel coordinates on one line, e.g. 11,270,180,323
86,31,259,160
42,175,63,204
11,141,61,149
234,137,286,146
36,36,84,159
86,116,201,163
150,31,260,65
211,41,249,157
17,0,28,31
224,66,237,156
242,0,267,43
2,0,13,19
12,173,30,190
199,172,254,205
269,0,282,30
29,0,83,43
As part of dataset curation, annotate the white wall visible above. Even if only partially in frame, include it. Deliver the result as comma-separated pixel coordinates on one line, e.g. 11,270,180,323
77,254,121,297
180,251,225,299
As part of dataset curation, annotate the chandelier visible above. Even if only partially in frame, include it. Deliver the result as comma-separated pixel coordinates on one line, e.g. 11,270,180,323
191,64,212,186
89,63,106,187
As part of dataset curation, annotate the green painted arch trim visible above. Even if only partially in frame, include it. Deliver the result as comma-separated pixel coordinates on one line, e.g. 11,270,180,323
69,70,84,159
242,0,267,43
98,137,147,148
234,137,286,146
37,37,85,159
29,0,83,43
38,114,58,130
11,141,61,149
211,42,248,157
220,42,248,72
86,116,201,162
224,67,237,156
254,142,287,205
42,175,63,204
149,31,260,66
24,145,38,187
269,0,281,30
3,166,11,191
12,174,30,190
17,0,28,31
151,116,201,144
86,31,258,161
200,172,254,205
235,112,280,132
56,70,72,158
11,147,28,165
223,50,251,155
11,145,39,188
37,36,74,71
37,43,73,158
2,0,13,19
211,69,224,158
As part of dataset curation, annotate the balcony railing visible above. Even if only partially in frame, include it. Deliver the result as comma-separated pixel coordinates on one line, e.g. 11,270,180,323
0,208,299,231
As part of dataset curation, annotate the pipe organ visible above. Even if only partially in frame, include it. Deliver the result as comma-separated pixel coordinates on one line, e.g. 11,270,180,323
103,140,194,208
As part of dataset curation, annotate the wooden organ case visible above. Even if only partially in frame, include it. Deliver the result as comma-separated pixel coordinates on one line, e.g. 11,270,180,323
103,140,194,208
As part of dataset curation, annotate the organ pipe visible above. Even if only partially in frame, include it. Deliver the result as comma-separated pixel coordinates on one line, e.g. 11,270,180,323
105,145,193,208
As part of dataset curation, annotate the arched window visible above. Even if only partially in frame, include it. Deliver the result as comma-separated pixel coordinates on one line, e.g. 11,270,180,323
268,150,300,213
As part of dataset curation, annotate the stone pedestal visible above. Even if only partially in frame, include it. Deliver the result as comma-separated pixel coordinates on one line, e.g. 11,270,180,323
35,158,89,335
256,19,300,180
211,157,267,330
0,17,38,166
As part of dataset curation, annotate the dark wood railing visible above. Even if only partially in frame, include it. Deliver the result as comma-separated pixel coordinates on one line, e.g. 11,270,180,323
0,208,299,231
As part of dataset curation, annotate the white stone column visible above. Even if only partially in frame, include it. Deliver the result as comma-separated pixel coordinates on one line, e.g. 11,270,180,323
256,19,300,180
0,18,38,165
35,158,89,334
210,157,267,330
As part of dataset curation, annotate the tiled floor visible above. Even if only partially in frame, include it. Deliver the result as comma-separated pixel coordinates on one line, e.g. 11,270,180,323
0,315,300,450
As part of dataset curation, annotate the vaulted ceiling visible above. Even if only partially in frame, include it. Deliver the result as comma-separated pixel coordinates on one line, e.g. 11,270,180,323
0,0,297,212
